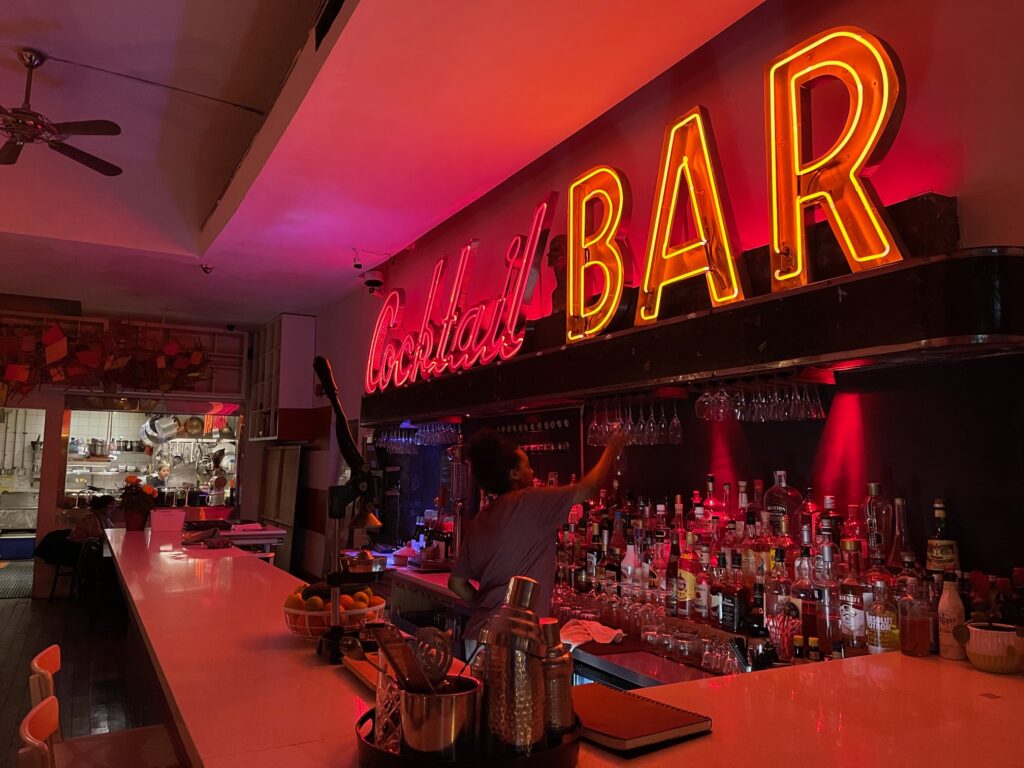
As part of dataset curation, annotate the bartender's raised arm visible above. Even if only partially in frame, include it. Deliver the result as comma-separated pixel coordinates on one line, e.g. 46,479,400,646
572,429,626,504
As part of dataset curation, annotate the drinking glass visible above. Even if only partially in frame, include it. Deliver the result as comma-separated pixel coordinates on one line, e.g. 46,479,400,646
642,624,662,652
623,397,636,445
657,402,669,444
668,401,683,444
644,403,659,444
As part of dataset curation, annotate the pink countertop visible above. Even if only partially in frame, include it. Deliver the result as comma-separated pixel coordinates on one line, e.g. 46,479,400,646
107,529,1023,767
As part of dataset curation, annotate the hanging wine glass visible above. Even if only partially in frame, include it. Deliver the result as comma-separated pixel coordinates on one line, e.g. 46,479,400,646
644,401,658,444
669,400,683,444
657,401,669,445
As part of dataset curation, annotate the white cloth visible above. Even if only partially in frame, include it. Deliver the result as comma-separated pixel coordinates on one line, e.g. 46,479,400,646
230,523,263,532
559,619,624,651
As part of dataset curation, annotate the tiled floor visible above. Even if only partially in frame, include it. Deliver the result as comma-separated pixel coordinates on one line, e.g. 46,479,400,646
0,585,160,768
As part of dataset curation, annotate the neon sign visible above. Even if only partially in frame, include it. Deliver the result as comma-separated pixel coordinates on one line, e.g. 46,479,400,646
636,106,745,325
365,26,908,389
767,27,905,291
364,194,556,394
567,166,633,341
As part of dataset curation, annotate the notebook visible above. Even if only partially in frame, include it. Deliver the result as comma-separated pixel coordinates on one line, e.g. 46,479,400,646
572,682,712,751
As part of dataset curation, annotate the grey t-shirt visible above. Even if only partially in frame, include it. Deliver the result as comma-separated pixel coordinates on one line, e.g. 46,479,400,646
454,485,577,639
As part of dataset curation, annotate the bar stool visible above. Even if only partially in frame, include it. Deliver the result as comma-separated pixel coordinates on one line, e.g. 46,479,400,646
19,696,179,768
24,646,179,767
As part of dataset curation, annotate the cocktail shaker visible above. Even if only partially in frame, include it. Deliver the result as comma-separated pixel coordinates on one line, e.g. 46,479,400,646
540,617,575,740
474,575,545,756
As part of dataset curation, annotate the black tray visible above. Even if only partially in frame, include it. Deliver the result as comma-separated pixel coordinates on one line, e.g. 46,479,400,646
355,710,580,768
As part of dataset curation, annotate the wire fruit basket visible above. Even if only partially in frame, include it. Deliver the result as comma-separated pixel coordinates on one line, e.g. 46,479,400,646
284,602,386,639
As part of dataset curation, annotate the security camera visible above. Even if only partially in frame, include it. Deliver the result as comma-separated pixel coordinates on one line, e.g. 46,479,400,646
364,269,384,292
201,264,213,274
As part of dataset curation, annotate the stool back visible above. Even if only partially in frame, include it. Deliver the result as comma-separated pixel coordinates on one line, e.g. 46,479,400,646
28,645,60,707
18,695,59,768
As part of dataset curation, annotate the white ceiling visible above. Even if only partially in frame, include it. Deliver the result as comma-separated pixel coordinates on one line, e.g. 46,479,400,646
1,0,763,326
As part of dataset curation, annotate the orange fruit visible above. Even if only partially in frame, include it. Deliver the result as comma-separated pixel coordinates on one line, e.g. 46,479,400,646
353,591,369,604
363,586,373,598
284,594,305,610
304,596,324,611
368,595,385,607
351,599,368,611
339,594,355,609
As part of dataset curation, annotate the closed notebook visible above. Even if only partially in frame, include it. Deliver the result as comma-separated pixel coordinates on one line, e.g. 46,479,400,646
572,682,712,751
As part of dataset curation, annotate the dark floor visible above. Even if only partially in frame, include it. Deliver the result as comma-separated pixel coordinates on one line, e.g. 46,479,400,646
0,575,156,768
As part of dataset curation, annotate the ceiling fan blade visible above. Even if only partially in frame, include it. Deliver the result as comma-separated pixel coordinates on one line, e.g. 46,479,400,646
54,119,121,136
0,139,23,165
47,141,122,176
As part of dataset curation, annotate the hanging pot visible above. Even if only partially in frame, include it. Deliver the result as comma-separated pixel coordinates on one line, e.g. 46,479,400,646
184,417,204,437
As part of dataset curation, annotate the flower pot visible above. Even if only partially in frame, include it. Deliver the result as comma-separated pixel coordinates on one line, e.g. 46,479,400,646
954,621,1024,674
124,508,148,531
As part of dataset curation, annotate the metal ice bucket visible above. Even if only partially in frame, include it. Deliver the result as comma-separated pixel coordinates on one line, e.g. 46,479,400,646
399,675,480,760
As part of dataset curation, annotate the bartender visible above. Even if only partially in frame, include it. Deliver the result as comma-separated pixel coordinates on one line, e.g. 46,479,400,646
449,427,626,642
147,463,171,489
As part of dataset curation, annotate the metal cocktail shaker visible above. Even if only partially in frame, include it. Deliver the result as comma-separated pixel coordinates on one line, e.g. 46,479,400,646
540,617,575,741
474,575,545,756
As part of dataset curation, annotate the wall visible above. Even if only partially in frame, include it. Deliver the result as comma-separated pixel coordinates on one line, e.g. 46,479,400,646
317,0,1024,391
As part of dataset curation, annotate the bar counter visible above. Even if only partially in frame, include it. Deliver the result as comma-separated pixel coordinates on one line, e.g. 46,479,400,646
107,530,1023,767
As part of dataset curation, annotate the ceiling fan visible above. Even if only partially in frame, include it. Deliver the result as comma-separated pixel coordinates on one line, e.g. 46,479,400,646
0,48,122,176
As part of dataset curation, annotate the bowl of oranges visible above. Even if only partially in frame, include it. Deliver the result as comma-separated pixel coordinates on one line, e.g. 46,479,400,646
283,586,386,639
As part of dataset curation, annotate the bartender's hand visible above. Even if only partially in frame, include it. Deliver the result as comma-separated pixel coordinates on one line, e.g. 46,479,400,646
574,427,627,503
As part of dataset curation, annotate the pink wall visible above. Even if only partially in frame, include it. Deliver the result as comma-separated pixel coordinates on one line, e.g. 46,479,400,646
317,0,1024,415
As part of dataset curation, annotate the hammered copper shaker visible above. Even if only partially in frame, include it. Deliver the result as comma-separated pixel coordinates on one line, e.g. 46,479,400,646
540,617,575,741
475,576,545,756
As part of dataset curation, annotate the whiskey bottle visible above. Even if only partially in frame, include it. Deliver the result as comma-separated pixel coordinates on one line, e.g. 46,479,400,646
765,470,802,535
839,543,869,652
926,500,960,578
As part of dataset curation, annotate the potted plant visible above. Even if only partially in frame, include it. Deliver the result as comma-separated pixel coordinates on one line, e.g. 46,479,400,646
121,475,158,531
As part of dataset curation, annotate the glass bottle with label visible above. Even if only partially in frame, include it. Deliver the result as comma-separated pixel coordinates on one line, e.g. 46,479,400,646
791,487,817,545
721,551,750,633
765,547,796,660
693,544,712,623
937,572,967,660
893,554,921,599
841,503,868,563
676,532,699,619
839,542,869,653
665,531,681,617
814,544,841,657
703,474,725,529
862,482,894,563
765,470,802,535
790,544,819,640
926,500,960,579
866,583,900,654
708,552,727,628
886,497,912,570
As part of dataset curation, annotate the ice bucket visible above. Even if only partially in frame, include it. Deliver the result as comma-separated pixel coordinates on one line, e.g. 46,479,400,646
399,675,480,760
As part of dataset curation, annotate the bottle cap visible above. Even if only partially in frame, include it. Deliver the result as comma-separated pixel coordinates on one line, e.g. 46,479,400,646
793,635,804,646
775,470,787,485
774,547,786,560
933,498,945,509
738,480,748,489
868,482,881,495
822,544,834,563
808,637,819,647
540,617,561,646
505,575,540,610
754,479,764,490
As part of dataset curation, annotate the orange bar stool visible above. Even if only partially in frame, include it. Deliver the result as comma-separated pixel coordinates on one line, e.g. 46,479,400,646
28,645,60,706
23,646,179,767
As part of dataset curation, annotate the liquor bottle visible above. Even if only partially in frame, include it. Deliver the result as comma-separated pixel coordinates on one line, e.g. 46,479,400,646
739,509,759,589
720,552,750,633
814,544,841,657
790,544,819,640
772,516,794,574
765,548,793,618
862,482,894,563
813,512,833,580
864,554,894,610
686,490,705,535
839,542,869,652
806,636,822,662
747,479,765,526
709,552,727,628
703,474,725,527
747,582,767,638
886,497,912,570
655,503,667,533
693,545,712,623
792,635,805,664
765,470,802,535
672,493,685,530
791,487,816,544
597,530,621,585
677,532,699,619
937,572,967,660
722,482,734,521
840,503,869,563
621,542,639,585
650,529,667,590
894,555,921,599
609,511,628,557
866,583,900,654
665,531,681,617
721,520,738,578
926,500,960,578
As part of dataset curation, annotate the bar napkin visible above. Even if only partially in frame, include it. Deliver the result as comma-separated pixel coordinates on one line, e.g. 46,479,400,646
559,619,624,650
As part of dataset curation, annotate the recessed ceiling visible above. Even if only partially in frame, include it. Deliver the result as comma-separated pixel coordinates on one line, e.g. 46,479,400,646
1,0,763,326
